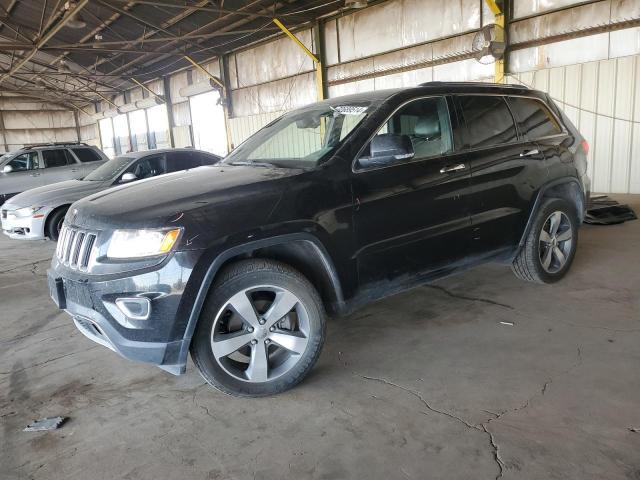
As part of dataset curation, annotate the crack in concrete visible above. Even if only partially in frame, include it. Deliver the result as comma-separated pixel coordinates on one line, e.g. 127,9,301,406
423,285,514,310
359,374,504,479
0,346,99,377
0,258,51,275
357,346,583,480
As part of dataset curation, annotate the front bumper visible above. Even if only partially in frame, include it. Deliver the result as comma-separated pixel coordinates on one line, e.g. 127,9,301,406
47,249,202,375
1,208,48,240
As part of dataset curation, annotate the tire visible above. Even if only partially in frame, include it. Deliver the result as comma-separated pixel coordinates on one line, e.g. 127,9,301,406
190,258,326,397
512,198,579,284
46,207,68,241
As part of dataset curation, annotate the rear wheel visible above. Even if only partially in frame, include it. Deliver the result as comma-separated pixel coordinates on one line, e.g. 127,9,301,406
190,259,326,397
512,198,579,283
46,207,68,241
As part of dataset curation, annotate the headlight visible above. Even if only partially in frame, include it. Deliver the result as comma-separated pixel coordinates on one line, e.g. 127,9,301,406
106,228,181,259
13,206,44,218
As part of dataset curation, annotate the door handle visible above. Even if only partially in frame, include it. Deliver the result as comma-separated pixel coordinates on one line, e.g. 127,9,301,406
440,163,467,174
520,149,540,157
71,168,79,172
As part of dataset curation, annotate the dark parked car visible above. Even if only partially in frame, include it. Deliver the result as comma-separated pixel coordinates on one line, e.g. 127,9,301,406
48,82,590,397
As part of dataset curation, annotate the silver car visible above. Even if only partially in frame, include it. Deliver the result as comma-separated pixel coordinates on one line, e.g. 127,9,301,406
1,148,220,241
0,143,108,205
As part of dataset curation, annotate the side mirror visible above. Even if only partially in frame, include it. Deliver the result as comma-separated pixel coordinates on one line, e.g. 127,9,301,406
357,134,414,170
2,165,13,174
120,172,138,183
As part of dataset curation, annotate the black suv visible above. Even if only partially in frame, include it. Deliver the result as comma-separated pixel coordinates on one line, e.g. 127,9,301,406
48,82,590,396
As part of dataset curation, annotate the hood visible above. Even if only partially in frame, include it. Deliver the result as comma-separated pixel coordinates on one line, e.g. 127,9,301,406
71,164,301,233
4,179,109,209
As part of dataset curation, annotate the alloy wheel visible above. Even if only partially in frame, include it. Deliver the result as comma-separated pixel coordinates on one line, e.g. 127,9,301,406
210,285,310,383
539,210,573,274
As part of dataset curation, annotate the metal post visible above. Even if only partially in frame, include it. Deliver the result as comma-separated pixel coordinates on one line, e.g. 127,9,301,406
162,76,176,148
484,0,506,83
73,109,81,142
0,110,9,153
273,18,324,101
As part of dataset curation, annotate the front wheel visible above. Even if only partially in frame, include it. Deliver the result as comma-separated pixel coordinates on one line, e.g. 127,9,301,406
190,259,326,397
512,198,579,284
46,207,68,241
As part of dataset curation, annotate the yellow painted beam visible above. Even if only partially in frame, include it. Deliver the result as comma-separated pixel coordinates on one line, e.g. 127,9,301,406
273,18,324,100
272,18,319,63
131,78,164,103
484,0,501,15
183,55,225,89
484,0,505,83
183,55,233,153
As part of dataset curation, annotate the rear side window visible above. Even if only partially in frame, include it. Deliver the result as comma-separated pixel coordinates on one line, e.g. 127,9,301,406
506,97,563,140
166,151,201,172
457,95,518,149
72,147,102,163
42,149,73,168
199,153,220,166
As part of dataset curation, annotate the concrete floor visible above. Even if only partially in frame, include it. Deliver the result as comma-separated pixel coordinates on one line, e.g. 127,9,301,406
1,196,639,480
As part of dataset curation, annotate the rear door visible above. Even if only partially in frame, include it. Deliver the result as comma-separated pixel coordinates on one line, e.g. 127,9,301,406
0,151,43,195
506,95,570,186
165,151,202,173
40,148,83,184
454,94,543,258
70,147,107,176
351,95,472,285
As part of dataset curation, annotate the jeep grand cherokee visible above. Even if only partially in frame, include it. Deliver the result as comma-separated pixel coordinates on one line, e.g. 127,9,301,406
48,82,590,396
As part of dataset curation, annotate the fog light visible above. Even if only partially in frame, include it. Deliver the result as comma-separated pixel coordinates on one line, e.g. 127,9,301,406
115,297,151,320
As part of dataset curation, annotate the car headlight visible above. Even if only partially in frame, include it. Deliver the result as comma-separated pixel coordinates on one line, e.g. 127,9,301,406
13,206,44,218
106,228,181,259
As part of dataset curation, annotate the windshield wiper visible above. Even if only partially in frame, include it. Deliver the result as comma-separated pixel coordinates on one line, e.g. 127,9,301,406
227,161,275,168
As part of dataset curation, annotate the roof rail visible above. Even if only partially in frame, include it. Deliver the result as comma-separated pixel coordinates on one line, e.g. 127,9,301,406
419,81,529,89
21,141,89,150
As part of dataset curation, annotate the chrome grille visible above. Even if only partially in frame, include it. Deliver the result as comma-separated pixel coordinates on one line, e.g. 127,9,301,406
56,225,96,271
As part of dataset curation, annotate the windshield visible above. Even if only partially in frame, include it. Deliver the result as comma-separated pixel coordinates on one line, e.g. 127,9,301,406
84,156,134,181
223,102,371,168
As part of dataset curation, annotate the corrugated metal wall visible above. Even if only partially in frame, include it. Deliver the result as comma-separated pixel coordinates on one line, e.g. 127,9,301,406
0,97,79,152
224,0,640,193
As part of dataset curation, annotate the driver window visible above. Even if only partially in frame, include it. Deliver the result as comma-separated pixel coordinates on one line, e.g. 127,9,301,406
128,155,166,179
359,96,453,166
7,152,39,172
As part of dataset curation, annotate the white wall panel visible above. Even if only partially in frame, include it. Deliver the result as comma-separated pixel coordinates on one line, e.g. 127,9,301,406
513,0,590,20
172,101,191,127
510,55,640,193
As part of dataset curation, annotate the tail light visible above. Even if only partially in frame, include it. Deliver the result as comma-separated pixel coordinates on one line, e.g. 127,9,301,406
580,139,589,156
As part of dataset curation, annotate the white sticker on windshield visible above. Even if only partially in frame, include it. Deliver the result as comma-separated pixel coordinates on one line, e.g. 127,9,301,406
331,105,368,115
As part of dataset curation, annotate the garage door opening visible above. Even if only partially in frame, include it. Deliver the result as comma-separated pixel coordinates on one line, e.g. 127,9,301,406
189,90,227,157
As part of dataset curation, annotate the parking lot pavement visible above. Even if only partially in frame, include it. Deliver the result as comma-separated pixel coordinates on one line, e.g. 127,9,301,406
1,197,639,480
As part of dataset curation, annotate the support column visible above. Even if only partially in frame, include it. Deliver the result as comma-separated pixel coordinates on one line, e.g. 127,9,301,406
0,110,9,152
485,0,507,83
73,109,81,142
162,76,176,148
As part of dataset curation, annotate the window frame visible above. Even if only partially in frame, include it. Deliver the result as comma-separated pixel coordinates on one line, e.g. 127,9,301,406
504,95,565,142
352,95,455,174
453,93,567,154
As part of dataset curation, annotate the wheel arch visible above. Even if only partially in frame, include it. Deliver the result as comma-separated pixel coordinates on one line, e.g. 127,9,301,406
44,204,71,238
175,233,344,371
515,176,585,258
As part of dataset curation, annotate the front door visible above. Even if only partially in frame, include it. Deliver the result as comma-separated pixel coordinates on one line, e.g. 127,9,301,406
0,151,43,197
352,96,472,286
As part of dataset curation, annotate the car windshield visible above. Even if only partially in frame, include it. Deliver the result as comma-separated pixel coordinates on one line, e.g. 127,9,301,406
83,156,134,181
222,101,372,169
